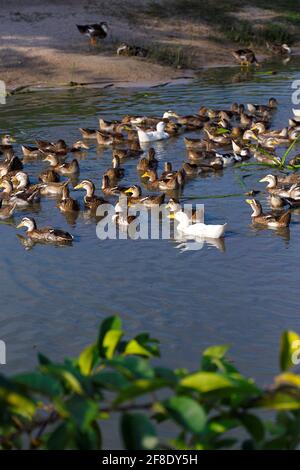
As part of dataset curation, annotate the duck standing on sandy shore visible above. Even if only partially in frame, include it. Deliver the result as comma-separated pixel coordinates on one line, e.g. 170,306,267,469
76,22,109,46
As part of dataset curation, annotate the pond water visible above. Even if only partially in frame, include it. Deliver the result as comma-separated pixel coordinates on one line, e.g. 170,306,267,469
1,60,300,402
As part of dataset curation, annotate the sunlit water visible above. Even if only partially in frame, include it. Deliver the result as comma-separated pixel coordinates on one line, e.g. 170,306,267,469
1,60,300,401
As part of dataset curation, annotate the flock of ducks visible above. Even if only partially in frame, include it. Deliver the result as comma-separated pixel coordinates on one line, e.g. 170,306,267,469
1,92,300,246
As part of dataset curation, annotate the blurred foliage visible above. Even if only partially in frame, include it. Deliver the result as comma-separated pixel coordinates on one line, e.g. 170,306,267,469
1,316,300,449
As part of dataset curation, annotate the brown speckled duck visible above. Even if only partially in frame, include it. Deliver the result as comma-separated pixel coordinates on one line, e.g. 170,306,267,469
17,217,73,244
246,199,291,228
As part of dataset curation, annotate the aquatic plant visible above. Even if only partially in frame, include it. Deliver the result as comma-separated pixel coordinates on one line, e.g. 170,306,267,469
0,316,300,449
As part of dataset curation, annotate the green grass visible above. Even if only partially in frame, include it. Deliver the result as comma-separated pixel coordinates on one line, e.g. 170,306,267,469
145,0,296,46
147,44,196,68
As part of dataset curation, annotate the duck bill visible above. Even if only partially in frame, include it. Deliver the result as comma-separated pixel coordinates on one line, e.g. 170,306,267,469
141,172,150,178
245,199,253,205
124,188,133,194
259,177,268,183
167,213,175,219
16,221,24,229
74,183,83,190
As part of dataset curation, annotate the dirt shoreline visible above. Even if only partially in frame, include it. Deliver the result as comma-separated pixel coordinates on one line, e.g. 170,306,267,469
0,0,299,92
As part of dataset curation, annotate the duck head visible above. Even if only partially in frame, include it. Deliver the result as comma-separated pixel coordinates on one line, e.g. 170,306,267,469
156,121,166,133
245,199,263,217
269,98,278,108
17,217,37,232
125,185,141,198
44,154,59,166
1,134,15,145
72,140,89,150
74,179,95,197
166,198,180,219
174,210,189,227
259,174,277,188
0,180,13,194
12,171,29,189
142,169,157,182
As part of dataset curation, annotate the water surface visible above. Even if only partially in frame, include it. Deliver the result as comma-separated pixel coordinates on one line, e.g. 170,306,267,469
1,60,300,397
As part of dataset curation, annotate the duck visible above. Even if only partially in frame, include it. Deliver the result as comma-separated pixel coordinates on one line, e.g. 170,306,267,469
74,179,108,210
181,162,203,177
204,128,231,146
57,185,80,213
259,174,300,199
0,155,23,178
117,43,148,57
251,123,289,140
232,49,258,66
0,199,17,220
37,139,87,156
43,154,80,176
253,148,280,165
112,199,137,226
246,199,291,228
104,155,125,183
161,162,176,180
166,198,202,223
214,152,243,167
0,134,16,153
0,180,40,207
172,114,206,129
76,22,109,46
124,185,165,207
142,169,184,191
277,173,300,185
136,147,158,171
99,118,123,133
174,210,227,239
21,144,41,158
101,175,120,197
112,147,143,160
40,180,69,197
97,130,126,147
187,151,224,170
137,122,169,143
79,128,98,139
266,43,292,55
184,137,214,151
11,172,42,200
247,98,278,115
17,217,73,244
39,168,60,183
36,139,68,155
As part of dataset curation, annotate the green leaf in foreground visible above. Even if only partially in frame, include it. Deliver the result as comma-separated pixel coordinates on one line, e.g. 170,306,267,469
279,331,300,371
164,396,206,433
180,372,233,393
97,315,123,359
121,412,158,450
14,372,62,398
78,343,99,375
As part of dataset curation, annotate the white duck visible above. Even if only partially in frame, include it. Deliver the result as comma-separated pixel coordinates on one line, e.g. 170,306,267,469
137,122,169,143
175,211,227,239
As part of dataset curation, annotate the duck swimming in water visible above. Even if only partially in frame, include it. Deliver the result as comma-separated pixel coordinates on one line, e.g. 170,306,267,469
57,185,80,213
137,122,169,143
174,210,227,239
17,217,73,244
246,199,291,228
136,148,158,172
124,185,165,207
74,179,108,210
0,200,17,220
